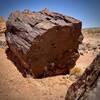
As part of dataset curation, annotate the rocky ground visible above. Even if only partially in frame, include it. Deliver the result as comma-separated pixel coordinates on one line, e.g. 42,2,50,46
0,28,100,100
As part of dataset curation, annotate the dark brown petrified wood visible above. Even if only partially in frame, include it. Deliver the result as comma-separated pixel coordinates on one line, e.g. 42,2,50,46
5,8,83,78
65,53,100,100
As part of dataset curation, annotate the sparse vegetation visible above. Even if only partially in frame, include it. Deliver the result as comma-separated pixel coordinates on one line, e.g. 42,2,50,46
82,27,100,34
70,66,84,77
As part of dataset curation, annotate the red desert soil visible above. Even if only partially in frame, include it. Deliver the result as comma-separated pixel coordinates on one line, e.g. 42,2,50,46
0,30,100,100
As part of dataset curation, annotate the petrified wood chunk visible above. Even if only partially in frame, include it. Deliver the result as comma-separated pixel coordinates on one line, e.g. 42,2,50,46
5,8,83,78
65,53,100,100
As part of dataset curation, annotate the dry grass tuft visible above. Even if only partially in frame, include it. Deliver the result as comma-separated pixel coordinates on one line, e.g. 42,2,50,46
70,66,84,77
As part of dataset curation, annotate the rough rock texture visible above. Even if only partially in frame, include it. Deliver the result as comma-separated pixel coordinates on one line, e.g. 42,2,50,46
5,8,83,78
65,53,100,100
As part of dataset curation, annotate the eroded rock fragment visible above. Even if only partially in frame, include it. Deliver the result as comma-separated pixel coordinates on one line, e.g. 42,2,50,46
65,53,100,100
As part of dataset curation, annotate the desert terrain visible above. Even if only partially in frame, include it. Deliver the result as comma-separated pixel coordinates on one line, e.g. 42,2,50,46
0,27,100,100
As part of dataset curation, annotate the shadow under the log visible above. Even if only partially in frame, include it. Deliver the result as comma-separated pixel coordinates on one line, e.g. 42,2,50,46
6,48,30,78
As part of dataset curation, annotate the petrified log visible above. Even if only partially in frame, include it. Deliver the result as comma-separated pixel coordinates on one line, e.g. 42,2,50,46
65,53,100,100
5,8,83,78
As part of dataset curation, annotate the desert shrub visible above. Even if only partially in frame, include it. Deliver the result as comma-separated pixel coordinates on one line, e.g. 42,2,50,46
0,17,4,23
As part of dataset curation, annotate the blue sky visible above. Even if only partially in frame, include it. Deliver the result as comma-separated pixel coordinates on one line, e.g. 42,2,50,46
0,0,100,28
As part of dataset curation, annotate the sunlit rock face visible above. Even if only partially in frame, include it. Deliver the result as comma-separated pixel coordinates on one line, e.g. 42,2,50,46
5,8,83,78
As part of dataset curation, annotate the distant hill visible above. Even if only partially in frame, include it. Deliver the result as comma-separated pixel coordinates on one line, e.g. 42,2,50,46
82,27,100,34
